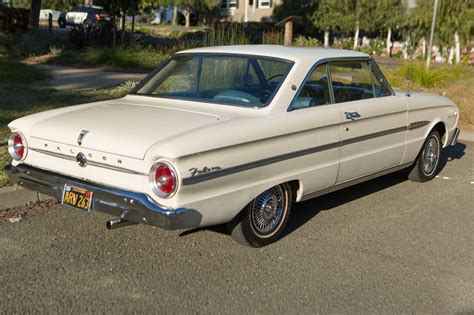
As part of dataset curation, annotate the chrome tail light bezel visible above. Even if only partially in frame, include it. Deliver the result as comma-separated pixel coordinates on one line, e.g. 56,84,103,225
149,160,179,199
8,132,28,161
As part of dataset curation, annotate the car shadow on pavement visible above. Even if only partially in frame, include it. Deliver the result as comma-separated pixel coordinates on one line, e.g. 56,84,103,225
282,171,409,239
179,142,467,240
437,142,466,173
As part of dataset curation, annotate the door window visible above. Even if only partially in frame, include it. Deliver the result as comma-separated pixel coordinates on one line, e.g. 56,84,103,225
291,65,331,110
329,62,374,103
371,65,392,97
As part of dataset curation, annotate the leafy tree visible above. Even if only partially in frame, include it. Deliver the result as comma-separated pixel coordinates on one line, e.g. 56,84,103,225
313,0,377,49
409,0,472,63
273,0,319,38
372,0,405,56
312,0,343,47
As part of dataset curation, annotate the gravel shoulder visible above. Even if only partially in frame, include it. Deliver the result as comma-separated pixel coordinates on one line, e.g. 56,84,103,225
0,142,473,313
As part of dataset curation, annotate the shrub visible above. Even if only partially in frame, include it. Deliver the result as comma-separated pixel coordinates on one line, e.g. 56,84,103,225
294,35,320,47
398,62,445,88
359,38,384,56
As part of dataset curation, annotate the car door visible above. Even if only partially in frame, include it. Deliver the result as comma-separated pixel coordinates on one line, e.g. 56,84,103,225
329,60,407,183
287,64,342,194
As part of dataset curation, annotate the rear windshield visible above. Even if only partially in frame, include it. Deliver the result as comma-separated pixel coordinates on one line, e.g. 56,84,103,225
134,54,293,108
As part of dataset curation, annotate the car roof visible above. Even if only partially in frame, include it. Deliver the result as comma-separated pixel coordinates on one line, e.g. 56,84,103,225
177,45,369,63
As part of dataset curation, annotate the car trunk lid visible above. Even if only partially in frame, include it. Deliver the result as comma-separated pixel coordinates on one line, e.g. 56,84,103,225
29,102,220,159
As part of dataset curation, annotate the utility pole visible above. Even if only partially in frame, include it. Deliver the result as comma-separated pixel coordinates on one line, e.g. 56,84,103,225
426,0,438,68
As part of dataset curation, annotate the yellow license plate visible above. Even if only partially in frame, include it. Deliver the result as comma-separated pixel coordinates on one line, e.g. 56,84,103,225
62,184,93,211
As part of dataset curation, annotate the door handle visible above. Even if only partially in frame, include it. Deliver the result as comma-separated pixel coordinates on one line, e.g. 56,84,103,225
345,112,361,120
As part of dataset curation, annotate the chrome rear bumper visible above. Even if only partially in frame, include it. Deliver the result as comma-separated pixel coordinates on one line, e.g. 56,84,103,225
5,164,194,230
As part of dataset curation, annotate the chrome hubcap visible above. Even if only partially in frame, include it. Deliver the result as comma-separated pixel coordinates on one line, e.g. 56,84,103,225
422,137,439,175
251,186,285,236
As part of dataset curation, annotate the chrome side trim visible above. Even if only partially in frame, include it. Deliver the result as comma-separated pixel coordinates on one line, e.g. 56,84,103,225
182,124,413,186
30,148,147,176
183,141,341,186
30,148,75,160
408,120,430,130
341,126,407,146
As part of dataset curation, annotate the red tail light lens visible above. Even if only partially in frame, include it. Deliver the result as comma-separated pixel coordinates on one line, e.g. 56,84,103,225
95,14,101,20
149,162,178,198
8,132,27,161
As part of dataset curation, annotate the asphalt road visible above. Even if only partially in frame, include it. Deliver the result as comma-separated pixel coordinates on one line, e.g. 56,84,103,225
1,142,473,313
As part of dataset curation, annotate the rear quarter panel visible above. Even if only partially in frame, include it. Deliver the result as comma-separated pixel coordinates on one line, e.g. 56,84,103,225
147,108,342,227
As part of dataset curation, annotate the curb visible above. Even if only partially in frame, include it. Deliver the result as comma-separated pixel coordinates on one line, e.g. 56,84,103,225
1,129,473,210
0,186,52,210
458,129,474,142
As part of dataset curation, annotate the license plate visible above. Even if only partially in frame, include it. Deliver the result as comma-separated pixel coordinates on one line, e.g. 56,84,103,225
62,184,93,212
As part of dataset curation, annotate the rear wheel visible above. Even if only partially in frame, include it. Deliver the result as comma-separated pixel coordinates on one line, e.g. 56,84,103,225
227,183,292,247
408,130,441,182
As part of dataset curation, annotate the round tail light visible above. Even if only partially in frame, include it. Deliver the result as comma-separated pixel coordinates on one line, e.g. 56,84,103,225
8,132,27,161
149,161,178,198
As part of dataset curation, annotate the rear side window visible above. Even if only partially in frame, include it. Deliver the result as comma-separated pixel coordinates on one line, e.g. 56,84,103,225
329,62,374,103
291,65,331,110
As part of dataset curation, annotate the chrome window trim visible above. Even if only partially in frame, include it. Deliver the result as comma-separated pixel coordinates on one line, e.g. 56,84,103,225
369,59,395,96
288,57,396,112
288,56,371,112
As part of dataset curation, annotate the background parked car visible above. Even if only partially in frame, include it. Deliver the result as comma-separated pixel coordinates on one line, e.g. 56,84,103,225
57,5,110,28
39,9,61,21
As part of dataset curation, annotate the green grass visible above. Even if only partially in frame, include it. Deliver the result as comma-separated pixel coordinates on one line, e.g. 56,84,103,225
83,45,172,70
0,56,128,187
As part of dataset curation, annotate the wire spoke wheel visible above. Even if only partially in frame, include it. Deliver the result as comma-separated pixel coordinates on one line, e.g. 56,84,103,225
422,137,439,176
408,130,441,183
250,185,287,237
228,183,293,247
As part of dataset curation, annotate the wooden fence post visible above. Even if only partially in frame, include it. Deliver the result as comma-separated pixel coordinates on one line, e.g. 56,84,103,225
275,16,302,46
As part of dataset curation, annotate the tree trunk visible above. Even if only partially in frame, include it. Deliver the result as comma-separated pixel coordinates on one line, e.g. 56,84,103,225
324,30,329,48
454,32,460,64
448,46,454,64
112,15,117,49
184,8,190,28
353,22,359,50
386,27,392,57
121,11,126,44
421,36,426,59
30,0,42,31
172,6,178,25
130,14,135,44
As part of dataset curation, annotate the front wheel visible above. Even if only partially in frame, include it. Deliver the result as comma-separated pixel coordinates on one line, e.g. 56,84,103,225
227,183,292,247
408,130,441,182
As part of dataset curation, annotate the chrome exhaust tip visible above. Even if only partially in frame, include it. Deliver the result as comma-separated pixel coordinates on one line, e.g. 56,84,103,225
106,218,136,230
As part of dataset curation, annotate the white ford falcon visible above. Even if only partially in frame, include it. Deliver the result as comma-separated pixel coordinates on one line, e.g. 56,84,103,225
6,46,460,247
